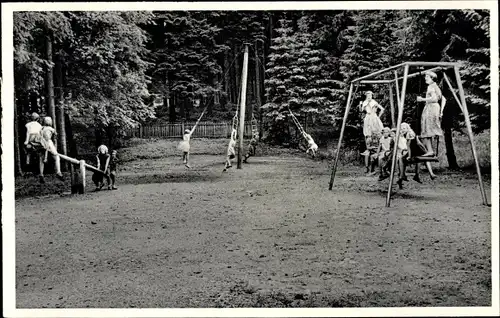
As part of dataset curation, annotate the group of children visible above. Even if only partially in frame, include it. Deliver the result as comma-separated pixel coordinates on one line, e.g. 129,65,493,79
361,121,438,189
24,112,119,191
24,113,64,183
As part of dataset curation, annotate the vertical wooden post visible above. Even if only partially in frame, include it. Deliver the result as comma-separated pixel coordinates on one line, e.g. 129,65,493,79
393,70,401,107
79,160,86,194
453,66,489,206
388,84,396,128
329,83,355,190
237,44,250,169
386,64,409,207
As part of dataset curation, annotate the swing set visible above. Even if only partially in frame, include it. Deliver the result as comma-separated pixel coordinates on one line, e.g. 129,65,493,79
328,61,490,207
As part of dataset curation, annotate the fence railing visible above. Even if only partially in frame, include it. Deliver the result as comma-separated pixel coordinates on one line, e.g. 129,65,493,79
125,121,255,139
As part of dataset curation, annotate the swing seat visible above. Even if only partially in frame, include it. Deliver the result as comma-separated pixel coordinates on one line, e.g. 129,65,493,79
407,156,439,164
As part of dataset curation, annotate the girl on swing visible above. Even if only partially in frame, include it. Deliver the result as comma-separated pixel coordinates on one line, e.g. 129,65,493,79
359,91,385,155
397,122,437,189
417,71,444,158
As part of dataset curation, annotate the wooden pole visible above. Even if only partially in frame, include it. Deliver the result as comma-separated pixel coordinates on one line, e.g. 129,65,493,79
388,84,396,128
453,66,489,206
79,160,86,194
442,73,464,112
359,80,393,84
237,44,250,169
394,70,401,107
386,64,409,207
329,83,355,190
254,40,262,139
352,62,407,83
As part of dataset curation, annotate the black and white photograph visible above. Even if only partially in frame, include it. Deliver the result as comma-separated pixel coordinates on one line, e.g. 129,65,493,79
2,1,499,317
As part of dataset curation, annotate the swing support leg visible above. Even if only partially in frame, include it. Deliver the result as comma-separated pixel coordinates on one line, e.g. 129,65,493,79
386,64,410,207
388,84,396,128
329,83,355,190
452,67,489,206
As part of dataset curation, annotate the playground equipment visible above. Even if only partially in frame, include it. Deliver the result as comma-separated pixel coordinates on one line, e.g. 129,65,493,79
328,61,489,207
57,153,106,194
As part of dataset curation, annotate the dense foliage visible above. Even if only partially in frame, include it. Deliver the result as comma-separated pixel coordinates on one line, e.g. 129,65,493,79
13,10,491,174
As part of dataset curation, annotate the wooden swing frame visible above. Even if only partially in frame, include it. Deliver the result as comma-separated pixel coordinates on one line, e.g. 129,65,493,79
328,61,489,207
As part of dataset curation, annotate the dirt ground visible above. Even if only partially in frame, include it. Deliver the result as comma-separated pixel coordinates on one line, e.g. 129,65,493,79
15,147,492,308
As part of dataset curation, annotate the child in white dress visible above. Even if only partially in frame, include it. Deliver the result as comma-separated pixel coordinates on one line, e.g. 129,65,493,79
178,129,194,168
304,133,318,158
223,129,237,172
359,91,384,151
38,117,64,183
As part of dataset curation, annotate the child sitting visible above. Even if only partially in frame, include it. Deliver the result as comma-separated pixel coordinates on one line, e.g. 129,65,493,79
243,136,258,163
223,129,237,172
303,132,318,158
363,131,381,175
92,145,111,191
376,127,393,181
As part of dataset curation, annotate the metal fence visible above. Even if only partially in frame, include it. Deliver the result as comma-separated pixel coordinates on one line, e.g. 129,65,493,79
125,121,255,139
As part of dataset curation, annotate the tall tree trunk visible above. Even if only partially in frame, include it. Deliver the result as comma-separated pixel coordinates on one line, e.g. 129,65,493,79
442,107,459,170
166,76,176,122
224,48,231,107
14,92,24,176
234,44,241,103
180,96,186,121
45,35,56,131
65,108,79,193
55,53,68,171
94,107,102,148
255,41,263,140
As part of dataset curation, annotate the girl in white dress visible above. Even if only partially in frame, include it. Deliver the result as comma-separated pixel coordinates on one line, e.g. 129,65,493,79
303,132,318,158
223,129,238,172
417,71,446,157
38,117,64,183
359,91,384,147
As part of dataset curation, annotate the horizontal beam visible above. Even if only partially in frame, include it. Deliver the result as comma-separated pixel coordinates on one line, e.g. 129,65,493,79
351,62,407,83
359,79,393,85
58,153,105,175
394,66,448,82
405,61,460,67
351,61,459,83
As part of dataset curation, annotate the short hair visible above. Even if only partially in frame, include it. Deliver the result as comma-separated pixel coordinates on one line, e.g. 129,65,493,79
424,71,438,80
31,112,40,120
43,116,53,126
365,91,374,96
98,145,108,154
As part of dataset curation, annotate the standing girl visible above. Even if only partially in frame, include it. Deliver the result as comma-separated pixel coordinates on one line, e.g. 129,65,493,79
38,116,64,183
359,91,385,150
178,112,205,168
417,71,446,157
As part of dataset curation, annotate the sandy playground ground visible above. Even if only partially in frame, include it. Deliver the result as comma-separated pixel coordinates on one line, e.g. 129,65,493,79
15,139,492,308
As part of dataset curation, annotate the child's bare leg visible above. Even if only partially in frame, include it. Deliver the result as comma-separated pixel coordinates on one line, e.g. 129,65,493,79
364,155,370,172
413,163,422,183
38,156,45,183
425,162,436,179
44,150,49,163
422,137,434,156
